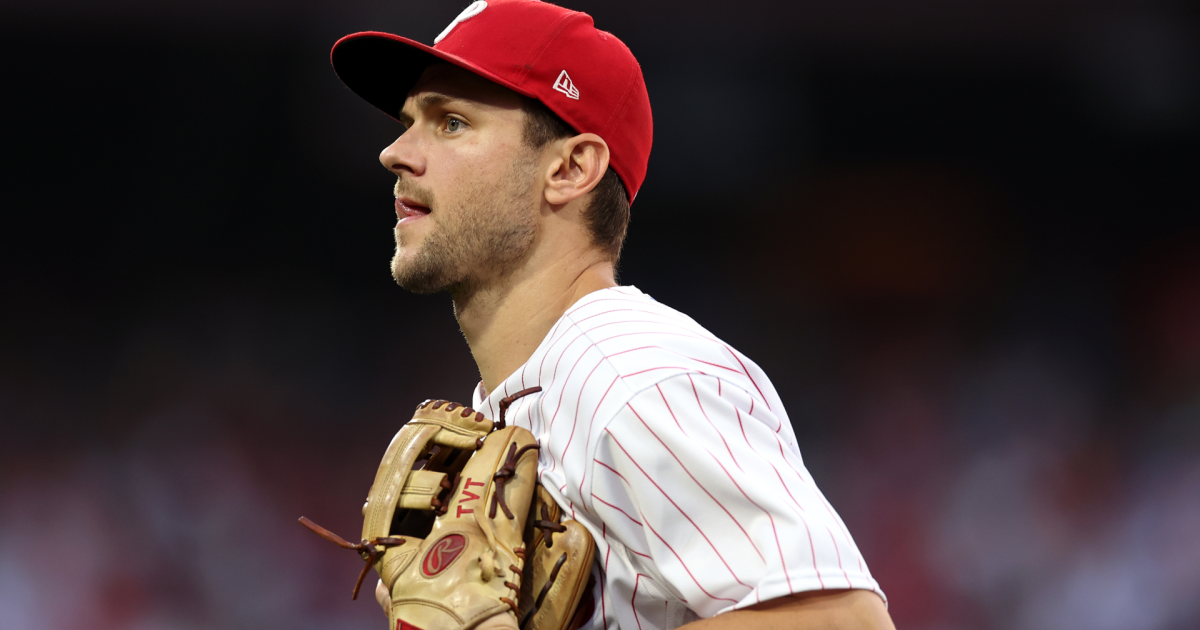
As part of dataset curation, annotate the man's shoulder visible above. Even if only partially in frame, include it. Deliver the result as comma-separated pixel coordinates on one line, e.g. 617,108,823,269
561,285,705,338
541,286,759,400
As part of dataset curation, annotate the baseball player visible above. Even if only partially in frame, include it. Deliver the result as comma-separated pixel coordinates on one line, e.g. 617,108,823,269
329,1,894,629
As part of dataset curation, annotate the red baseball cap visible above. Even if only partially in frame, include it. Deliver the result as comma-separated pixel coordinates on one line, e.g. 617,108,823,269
331,0,653,203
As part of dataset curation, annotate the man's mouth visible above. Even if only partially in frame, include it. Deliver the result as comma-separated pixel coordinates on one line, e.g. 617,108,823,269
395,198,431,224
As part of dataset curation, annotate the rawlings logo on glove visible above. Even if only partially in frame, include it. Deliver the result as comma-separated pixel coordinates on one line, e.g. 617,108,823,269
424,534,468,576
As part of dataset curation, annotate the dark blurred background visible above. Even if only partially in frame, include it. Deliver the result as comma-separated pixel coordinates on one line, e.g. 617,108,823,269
2,0,1199,628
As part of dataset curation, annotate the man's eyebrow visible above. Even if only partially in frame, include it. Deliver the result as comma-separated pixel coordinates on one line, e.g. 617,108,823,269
398,92,490,126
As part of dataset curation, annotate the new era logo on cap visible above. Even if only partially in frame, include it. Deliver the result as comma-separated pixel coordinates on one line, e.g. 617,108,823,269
553,70,579,100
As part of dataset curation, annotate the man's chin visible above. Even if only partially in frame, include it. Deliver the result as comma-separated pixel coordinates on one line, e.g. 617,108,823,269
392,258,455,295
393,278,446,295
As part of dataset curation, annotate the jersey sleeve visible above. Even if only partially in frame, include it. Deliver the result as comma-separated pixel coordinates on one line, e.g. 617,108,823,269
585,372,884,617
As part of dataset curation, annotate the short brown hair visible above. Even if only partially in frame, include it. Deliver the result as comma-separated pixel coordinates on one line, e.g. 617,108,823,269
521,98,630,262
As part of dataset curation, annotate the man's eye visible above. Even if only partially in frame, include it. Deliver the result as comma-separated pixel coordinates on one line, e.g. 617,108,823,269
446,118,464,132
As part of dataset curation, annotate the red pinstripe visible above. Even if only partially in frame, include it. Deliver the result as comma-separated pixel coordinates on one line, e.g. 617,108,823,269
547,309,672,384
622,366,707,378
818,491,867,574
766,459,825,589
775,437,809,483
687,374,742,472
594,329,725,349
764,421,868,573
654,385,686,433
765,459,850,585
723,388,826,592
576,302,715,336
710,381,835,588
574,307,647,324
770,434,862,567
560,298,683,342
642,517,739,605
720,343,771,412
806,527,826,589
593,494,643,526
584,317,705,333
826,527,852,587
722,387,807,494
605,427,754,589
702,457,774,564
644,389,764,561
544,336,595,439
771,464,807,514
605,345,743,374
546,354,607,477
573,321,728,368
735,407,751,455
536,315,573,384
577,374,622,498
724,473,792,595
573,308,685,325
594,458,633,488
569,325,762,401
548,339,584,391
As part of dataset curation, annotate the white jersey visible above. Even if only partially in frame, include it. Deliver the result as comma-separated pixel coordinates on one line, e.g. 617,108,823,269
471,286,884,630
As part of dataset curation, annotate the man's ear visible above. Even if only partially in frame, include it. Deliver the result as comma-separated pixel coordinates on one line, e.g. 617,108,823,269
543,134,610,206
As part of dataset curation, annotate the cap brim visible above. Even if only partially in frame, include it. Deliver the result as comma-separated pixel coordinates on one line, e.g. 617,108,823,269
331,32,537,121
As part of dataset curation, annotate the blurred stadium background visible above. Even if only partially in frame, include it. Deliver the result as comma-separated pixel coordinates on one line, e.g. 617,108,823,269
2,0,1199,628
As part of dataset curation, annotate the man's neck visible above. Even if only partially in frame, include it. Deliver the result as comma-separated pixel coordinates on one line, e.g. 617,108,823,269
453,251,616,395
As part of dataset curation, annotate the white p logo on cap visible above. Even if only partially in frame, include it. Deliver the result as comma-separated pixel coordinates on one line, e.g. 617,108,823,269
435,1,488,44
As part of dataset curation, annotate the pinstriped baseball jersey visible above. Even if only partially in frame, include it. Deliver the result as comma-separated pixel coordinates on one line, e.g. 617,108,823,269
471,286,884,630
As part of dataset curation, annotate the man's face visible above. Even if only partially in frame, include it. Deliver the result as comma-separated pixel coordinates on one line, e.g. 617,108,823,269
381,63,541,295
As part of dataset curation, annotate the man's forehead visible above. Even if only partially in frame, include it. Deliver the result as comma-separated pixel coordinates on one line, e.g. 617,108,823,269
403,63,524,113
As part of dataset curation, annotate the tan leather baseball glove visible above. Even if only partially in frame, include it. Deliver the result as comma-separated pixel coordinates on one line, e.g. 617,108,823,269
300,391,595,630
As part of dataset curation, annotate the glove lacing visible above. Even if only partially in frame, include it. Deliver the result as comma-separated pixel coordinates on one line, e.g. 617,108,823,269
297,516,406,600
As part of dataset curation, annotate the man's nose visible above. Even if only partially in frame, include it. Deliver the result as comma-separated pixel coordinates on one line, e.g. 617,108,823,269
379,132,424,176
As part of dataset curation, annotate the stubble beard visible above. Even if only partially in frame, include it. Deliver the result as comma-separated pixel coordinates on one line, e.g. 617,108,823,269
390,154,539,296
